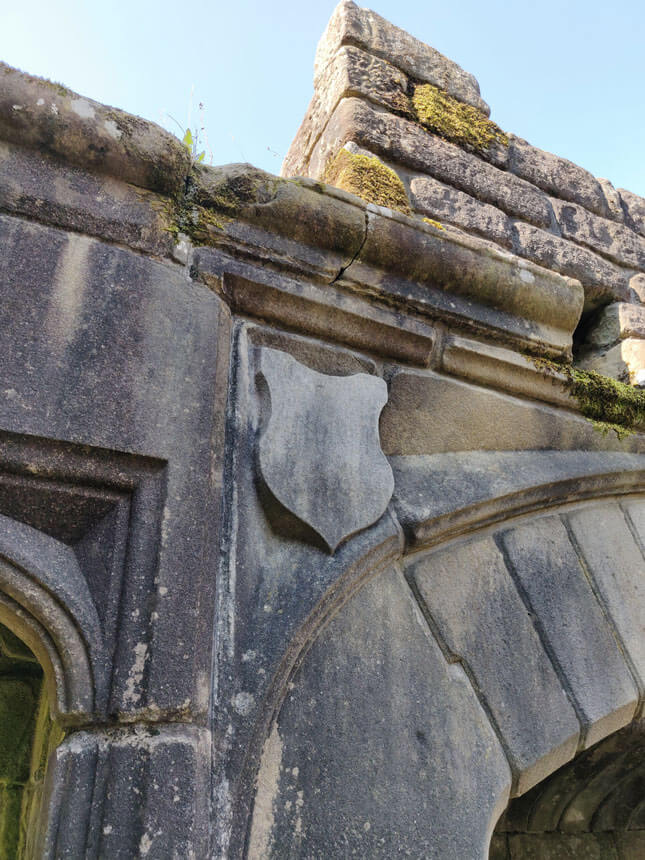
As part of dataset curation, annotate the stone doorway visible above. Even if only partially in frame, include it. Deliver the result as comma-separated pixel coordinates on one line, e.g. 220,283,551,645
0,623,62,859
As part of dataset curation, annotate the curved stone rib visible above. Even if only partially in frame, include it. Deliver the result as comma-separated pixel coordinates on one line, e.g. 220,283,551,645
391,450,645,549
0,514,107,720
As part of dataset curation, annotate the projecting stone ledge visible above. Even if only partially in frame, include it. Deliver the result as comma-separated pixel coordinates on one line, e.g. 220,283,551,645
190,162,584,358
0,62,189,194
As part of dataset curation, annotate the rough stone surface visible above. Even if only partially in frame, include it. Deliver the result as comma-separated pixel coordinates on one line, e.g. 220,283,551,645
309,98,555,228
578,337,645,384
566,503,645,695
620,187,645,237
511,221,632,310
584,302,645,347
39,726,211,858
282,46,410,178
314,0,489,114
598,177,625,223
499,516,638,747
409,173,514,248
248,565,510,858
409,537,580,794
257,348,393,551
630,273,645,301
552,197,645,270
508,135,610,218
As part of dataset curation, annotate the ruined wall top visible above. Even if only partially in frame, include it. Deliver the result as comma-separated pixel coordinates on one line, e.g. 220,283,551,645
283,1,645,384
2,3,645,385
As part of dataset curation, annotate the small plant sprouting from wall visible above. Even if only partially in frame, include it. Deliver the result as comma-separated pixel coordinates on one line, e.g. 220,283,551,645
165,90,213,168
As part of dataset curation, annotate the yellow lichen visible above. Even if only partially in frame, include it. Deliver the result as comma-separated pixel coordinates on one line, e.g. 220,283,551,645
323,149,411,215
422,217,445,230
412,83,508,154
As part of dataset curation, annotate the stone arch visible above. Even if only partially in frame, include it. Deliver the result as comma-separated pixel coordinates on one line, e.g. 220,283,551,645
243,451,645,858
491,721,645,857
0,513,107,721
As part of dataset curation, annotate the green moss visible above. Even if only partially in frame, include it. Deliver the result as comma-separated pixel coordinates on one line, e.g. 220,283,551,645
412,83,508,154
532,358,645,438
323,149,411,215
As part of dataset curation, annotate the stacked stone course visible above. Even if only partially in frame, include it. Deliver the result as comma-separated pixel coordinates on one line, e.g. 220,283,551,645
283,0,645,385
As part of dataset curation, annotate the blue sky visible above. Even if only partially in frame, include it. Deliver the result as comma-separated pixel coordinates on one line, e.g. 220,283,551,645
3,0,644,196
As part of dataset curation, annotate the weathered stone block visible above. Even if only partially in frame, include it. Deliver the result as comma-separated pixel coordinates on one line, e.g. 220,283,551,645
409,537,580,794
578,337,645,384
499,516,638,747
630,273,645,302
552,197,645,271
409,174,514,248
282,46,411,178
585,302,645,347
598,177,625,223
620,187,645,237
314,0,489,114
381,370,642,456
0,62,189,194
391,450,645,550
308,98,555,228
0,141,175,257
248,565,510,858
441,336,573,408
38,726,210,858
566,502,645,694
509,135,610,218
512,221,632,310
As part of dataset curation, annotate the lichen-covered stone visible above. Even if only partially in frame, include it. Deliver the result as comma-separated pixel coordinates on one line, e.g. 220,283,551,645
282,45,411,179
309,98,555,229
323,145,411,213
578,338,645,387
412,82,507,156
314,0,489,115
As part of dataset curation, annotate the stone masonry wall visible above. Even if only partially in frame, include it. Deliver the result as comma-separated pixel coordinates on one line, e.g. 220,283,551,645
283,0,645,386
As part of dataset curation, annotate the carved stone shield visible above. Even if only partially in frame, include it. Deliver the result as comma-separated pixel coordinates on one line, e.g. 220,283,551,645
257,348,394,552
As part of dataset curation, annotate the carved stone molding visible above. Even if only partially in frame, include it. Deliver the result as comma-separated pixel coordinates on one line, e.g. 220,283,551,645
0,429,166,721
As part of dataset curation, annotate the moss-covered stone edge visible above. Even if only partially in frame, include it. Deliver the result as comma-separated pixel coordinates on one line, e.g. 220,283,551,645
322,149,411,215
531,357,645,438
411,82,508,155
